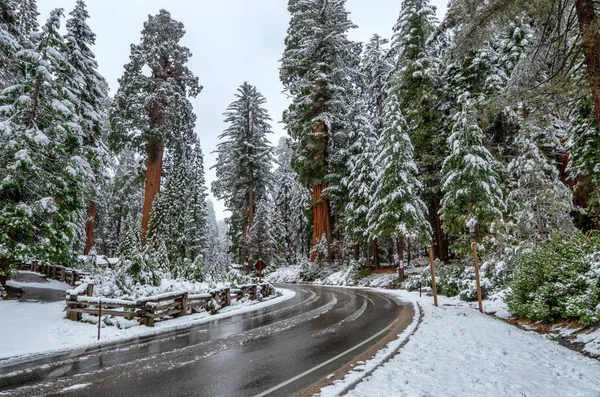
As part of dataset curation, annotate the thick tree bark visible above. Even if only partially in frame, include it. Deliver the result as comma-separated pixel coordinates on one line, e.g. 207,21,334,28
575,0,600,132
432,197,446,263
311,180,333,262
83,200,96,255
141,140,164,244
353,244,359,261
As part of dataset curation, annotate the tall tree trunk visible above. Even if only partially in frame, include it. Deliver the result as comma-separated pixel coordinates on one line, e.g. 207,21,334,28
372,239,380,268
141,140,164,244
432,197,446,263
575,0,600,132
353,244,359,261
311,181,333,262
84,200,96,255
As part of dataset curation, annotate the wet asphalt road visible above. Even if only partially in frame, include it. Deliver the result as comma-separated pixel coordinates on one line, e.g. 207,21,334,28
0,284,411,397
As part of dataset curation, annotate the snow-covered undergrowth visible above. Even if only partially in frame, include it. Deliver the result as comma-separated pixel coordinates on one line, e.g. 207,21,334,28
0,288,295,361
79,259,253,301
319,291,600,397
266,261,403,289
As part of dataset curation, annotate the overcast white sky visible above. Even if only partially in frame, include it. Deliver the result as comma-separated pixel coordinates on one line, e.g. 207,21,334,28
38,0,448,220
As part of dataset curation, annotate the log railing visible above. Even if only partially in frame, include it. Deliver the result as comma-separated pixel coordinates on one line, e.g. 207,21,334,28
65,283,274,327
13,261,90,286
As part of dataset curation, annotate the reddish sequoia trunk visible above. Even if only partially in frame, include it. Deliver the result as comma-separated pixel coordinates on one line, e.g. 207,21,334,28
432,197,446,263
575,0,600,133
141,140,164,244
83,200,96,255
311,181,333,262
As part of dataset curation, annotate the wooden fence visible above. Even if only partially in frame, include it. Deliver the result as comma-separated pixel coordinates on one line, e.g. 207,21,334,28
14,261,90,286
66,282,274,327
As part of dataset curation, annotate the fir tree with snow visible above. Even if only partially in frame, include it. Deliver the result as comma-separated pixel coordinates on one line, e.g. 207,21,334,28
0,8,90,267
440,92,505,244
367,88,431,252
212,82,273,263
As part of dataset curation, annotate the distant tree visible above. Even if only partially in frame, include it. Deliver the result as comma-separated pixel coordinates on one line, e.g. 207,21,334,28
212,82,273,262
111,10,201,242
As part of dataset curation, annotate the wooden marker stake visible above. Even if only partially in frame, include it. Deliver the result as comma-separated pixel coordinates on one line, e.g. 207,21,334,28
471,243,483,313
428,247,438,307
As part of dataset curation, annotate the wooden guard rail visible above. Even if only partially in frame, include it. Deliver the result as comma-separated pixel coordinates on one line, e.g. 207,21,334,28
13,261,91,286
66,282,274,327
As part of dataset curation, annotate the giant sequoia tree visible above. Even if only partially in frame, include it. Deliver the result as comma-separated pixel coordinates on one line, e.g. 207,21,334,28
111,10,201,243
212,82,273,262
280,0,358,261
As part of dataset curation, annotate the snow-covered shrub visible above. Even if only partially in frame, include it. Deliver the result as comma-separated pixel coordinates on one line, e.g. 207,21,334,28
506,232,600,325
435,261,492,301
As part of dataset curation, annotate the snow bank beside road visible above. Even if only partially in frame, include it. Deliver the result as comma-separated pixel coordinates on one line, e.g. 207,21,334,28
320,290,600,397
0,288,295,362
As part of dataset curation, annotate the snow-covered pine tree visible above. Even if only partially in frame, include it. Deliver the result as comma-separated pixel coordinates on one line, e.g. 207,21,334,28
0,0,21,88
440,92,505,245
204,199,221,274
14,0,38,45
272,137,311,264
186,136,208,261
390,0,445,258
64,0,109,254
360,34,393,135
110,10,202,242
343,97,377,257
246,199,276,265
211,82,273,263
367,87,431,260
280,0,359,260
507,116,574,240
0,8,89,267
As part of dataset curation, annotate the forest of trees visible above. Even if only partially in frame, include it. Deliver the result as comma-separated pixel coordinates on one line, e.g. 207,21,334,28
1,0,600,323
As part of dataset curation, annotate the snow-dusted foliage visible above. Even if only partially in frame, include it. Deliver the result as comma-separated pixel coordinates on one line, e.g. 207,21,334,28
0,8,89,265
212,82,273,262
440,92,504,244
147,137,208,276
367,88,431,245
507,117,574,241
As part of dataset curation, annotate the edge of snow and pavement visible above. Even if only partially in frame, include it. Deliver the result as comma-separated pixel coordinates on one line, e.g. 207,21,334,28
0,287,295,365
317,288,600,397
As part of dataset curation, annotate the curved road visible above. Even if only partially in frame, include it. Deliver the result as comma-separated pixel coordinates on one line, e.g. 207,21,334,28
0,285,413,397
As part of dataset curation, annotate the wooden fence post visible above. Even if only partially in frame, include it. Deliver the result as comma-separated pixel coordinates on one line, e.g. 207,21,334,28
224,287,231,307
181,292,188,316
472,243,483,313
86,282,94,297
428,247,438,307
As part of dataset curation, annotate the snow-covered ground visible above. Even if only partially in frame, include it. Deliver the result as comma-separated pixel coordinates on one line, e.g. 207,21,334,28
0,288,294,362
319,290,600,397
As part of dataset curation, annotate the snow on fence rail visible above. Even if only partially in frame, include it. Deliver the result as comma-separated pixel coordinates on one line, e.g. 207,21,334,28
13,261,90,286
65,282,273,327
